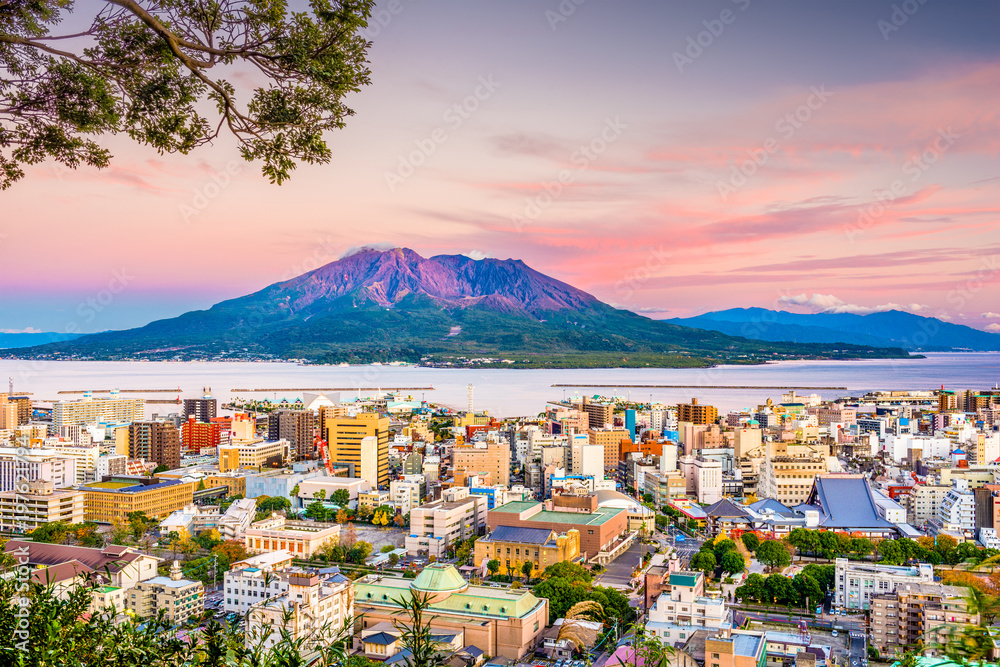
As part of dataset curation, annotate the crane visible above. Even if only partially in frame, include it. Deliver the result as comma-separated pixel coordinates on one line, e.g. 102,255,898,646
315,435,335,476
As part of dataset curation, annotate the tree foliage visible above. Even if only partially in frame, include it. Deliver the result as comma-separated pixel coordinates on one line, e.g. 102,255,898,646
755,539,791,570
532,564,634,626
0,0,375,188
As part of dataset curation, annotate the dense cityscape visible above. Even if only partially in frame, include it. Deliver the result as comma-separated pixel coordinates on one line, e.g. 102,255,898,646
3,382,1000,665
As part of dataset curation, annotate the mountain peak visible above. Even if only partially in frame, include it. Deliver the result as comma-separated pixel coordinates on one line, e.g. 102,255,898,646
262,247,599,316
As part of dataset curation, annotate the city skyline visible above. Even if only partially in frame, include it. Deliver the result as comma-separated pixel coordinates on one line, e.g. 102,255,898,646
3,0,999,334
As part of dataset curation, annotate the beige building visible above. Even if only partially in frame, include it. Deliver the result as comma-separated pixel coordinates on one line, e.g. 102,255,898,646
52,394,145,432
452,441,511,488
758,455,827,506
359,489,391,509
647,570,727,642
247,568,354,651
589,427,630,470
390,475,424,515
243,514,341,558
354,564,548,660
0,481,84,531
218,438,291,472
83,476,195,522
323,413,390,487
474,526,581,576
903,484,952,525
126,561,204,625
405,487,488,558
870,582,978,653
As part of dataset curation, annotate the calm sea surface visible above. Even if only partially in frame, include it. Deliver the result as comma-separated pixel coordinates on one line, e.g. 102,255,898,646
1,353,998,418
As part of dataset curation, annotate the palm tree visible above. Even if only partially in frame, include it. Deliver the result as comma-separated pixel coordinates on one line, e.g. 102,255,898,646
393,590,448,667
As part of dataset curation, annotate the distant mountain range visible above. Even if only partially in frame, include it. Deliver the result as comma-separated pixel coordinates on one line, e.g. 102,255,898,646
0,332,84,349
666,308,1000,352
5,249,913,367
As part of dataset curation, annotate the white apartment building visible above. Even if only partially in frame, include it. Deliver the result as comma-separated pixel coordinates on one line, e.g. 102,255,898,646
42,441,101,484
52,393,145,433
936,478,976,538
223,550,295,613
247,569,353,650
871,489,907,524
834,557,934,610
404,487,487,558
390,475,425,515
646,570,726,642
0,448,77,492
218,497,259,539
905,483,952,525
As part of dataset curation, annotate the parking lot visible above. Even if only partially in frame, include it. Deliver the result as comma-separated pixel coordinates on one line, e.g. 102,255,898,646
596,542,642,589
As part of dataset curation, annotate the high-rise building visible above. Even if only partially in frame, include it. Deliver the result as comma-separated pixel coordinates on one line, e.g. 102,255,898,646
452,441,511,488
181,416,230,453
128,421,181,470
0,393,30,430
53,393,145,432
678,398,718,425
758,455,826,506
870,583,977,653
182,395,217,423
267,409,316,460
589,427,630,470
579,397,614,429
322,412,390,488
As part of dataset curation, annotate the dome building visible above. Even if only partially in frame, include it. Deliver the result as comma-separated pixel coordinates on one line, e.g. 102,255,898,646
353,563,549,660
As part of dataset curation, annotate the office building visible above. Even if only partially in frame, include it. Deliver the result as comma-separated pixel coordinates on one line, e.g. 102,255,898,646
267,409,316,460
182,396,217,423
834,557,934,610
390,475,424,515
405,487,488,558
181,417,230,454
579,397,614,429
452,441,511,488
218,439,291,472
758,456,826,507
0,447,77,491
83,475,195,522
589,427,630,470
128,421,181,470
678,398,718,425
322,413,390,488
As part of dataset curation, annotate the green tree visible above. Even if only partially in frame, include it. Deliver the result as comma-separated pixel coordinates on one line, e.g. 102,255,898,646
487,559,500,577
388,552,400,567
305,500,331,522
850,537,874,557
521,560,534,581
0,0,375,189
800,564,836,593
392,590,449,667
721,550,745,575
28,521,71,544
332,489,351,507
756,540,791,570
690,551,717,576
736,573,766,603
793,573,823,609
741,532,760,552
257,496,291,514
763,574,796,606
540,561,594,583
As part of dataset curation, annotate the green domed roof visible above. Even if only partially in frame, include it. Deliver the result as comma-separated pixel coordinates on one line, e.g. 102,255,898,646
410,564,469,594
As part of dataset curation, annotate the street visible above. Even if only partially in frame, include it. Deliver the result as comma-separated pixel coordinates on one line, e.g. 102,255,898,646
596,542,643,589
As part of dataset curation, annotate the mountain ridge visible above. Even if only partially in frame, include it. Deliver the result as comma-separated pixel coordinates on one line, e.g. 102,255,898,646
5,249,913,367
666,307,1000,352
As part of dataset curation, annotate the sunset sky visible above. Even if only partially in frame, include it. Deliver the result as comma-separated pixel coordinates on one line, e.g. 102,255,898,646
2,0,999,334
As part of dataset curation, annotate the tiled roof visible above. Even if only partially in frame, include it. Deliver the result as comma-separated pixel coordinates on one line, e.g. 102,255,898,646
4,540,142,575
806,475,893,529
704,498,750,518
484,525,554,545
